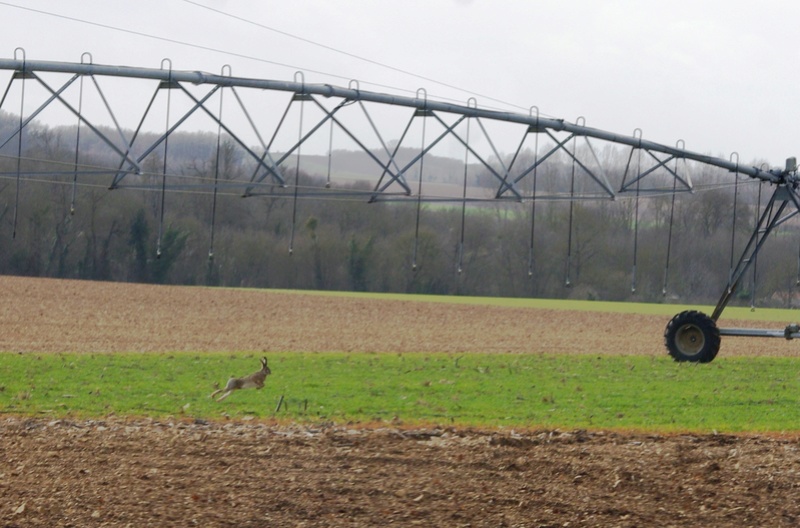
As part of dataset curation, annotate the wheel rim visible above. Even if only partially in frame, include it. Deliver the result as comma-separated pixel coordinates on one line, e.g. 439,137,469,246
675,323,705,357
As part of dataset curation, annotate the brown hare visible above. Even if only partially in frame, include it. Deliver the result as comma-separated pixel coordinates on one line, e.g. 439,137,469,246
210,357,271,402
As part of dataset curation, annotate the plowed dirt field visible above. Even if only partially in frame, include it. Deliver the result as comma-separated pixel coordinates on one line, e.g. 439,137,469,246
2,275,800,527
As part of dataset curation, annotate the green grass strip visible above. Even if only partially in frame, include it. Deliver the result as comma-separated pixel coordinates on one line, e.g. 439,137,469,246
2,352,800,433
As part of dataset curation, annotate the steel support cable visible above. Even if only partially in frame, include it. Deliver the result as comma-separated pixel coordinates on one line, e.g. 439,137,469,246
631,129,643,294
70,63,87,215
288,82,308,256
412,90,428,272
156,61,175,259
0,169,379,199
619,134,637,192
0,168,131,180
179,0,530,112
3,174,177,192
11,53,25,239
0,147,223,184
728,153,740,292
208,67,228,262
4,175,109,190
321,83,366,191
326,115,334,188
565,119,582,288
457,99,475,275
8,0,521,110
482,108,544,276
528,107,540,279
3,153,754,203
662,140,684,296
632,166,641,294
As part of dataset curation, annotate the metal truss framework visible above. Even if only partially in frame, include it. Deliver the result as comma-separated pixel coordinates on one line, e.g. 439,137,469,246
2,55,800,358
1,56,792,198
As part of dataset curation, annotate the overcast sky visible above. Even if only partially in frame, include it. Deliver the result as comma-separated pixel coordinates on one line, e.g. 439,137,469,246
1,0,798,167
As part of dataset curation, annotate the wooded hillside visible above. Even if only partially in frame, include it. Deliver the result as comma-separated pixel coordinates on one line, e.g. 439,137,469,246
0,113,793,307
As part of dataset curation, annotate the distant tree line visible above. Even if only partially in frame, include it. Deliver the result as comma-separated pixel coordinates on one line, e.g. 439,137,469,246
1,114,797,309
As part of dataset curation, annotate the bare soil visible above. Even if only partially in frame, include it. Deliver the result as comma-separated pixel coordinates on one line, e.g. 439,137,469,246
2,275,800,527
0,275,795,357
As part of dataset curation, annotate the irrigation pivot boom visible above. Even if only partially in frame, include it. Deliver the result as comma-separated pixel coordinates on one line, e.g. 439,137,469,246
0,54,798,363
665,156,800,363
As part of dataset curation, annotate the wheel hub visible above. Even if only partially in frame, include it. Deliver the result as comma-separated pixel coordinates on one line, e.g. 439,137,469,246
676,324,704,356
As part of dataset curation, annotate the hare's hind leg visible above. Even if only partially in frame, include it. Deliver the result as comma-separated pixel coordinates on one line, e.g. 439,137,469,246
213,378,238,401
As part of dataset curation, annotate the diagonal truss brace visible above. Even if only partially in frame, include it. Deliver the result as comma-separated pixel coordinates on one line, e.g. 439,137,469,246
0,72,145,175
501,128,616,199
619,148,693,193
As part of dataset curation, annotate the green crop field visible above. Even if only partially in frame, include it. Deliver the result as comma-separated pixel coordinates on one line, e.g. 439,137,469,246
4,285,800,433
3,350,800,433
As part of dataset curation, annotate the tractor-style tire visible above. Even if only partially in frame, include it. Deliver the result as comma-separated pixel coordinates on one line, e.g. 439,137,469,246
664,310,721,363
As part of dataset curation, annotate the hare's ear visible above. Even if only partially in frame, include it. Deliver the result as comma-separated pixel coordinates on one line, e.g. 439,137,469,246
261,357,268,367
